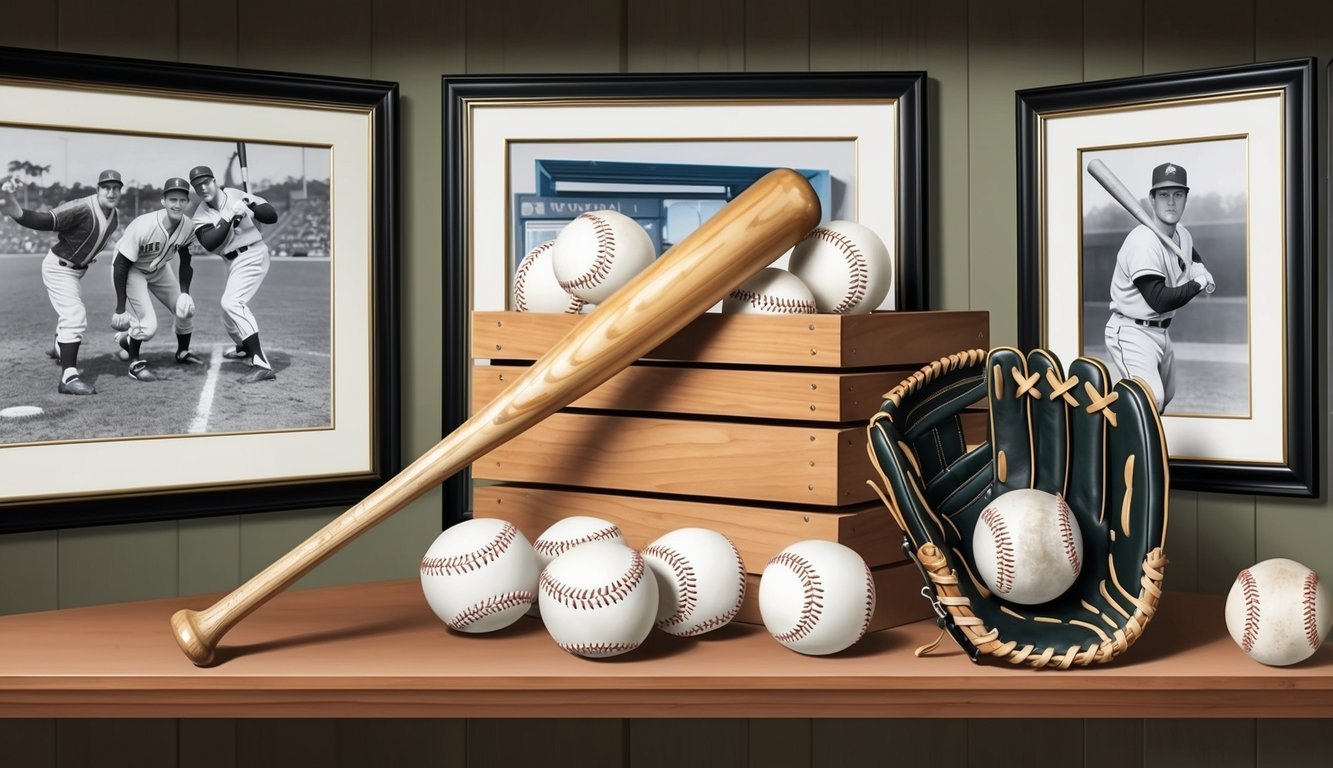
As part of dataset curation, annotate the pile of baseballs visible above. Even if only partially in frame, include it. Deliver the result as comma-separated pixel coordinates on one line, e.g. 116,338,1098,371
722,220,893,316
513,209,656,313
419,517,878,658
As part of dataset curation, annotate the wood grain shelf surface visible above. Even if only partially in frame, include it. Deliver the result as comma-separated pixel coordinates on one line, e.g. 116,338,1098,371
2,579,1332,718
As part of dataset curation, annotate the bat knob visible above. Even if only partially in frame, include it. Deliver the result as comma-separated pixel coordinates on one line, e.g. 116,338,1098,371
171,608,217,666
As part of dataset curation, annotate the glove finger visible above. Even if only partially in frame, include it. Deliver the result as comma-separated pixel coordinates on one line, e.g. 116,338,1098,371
1102,376,1169,620
1024,349,1069,496
1065,357,1111,533
868,413,951,551
986,347,1033,493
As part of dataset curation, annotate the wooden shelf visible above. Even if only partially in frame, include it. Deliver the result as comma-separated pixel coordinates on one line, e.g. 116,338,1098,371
2,579,1331,718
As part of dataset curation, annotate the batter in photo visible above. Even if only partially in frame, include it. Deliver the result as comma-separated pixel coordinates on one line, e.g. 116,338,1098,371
1104,162,1215,412
189,164,279,384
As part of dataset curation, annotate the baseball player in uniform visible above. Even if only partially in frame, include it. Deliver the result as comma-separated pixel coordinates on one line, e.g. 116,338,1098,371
109,177,204,382
1104,162,1215,412
0,169,123,395
188,165,279,383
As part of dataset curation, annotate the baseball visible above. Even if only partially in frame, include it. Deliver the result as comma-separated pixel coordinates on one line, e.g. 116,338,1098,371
513,240,586,313
721,267,816,315
538,540,658,658
973,489,1083,605
759,540,875,655
551,210,656,304
1226,558,1332,666
786,220,893,314
642,527,747,637
419,518,539,634
528,516,626,616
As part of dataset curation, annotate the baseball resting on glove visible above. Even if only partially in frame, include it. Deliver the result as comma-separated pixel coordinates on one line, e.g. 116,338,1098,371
866,347,1169,669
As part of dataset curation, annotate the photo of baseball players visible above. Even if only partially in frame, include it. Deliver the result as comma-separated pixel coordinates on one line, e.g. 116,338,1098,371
1079,139,1249,416
0,125,333,446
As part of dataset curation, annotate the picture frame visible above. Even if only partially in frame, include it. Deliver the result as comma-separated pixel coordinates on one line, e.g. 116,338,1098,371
443,71,927,523
0,46,400,532
1017,58,1316,498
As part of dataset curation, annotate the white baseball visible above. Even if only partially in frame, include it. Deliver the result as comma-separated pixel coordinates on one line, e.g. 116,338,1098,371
419,518,539,634
642,528,747,637
1226,558,1332,666
759,540,875,655
786,220,893,314
539,540,658,658
527,516,626,617
973,489,1083,605
551,210,656,304
513,240,586,313
721,267,817,315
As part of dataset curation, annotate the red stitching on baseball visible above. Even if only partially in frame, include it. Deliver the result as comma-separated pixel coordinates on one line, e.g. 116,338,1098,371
1057,494,1081,576
448,590,536,630
980,505,1014,594
512,241,549,312
767,552,823,643
534,526,621,558
802,227,868,313
728,288,816,314
539,549,645,610
1239,568,1260,653
420,522,519,577
856,563,874,644
1305,570,1320,650
558,213,618,292
558,641,641,656
644,544,697,630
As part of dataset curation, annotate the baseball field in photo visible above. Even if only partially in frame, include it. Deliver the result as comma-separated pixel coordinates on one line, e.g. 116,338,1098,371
0,254,331,444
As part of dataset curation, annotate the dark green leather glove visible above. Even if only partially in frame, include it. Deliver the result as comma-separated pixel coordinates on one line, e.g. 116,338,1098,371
867,347,1169,669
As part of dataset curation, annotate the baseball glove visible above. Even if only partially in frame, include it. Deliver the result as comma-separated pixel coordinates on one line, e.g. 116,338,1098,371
866,347,1169,669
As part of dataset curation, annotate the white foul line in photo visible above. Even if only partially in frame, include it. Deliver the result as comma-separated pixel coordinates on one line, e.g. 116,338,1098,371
188,345,225,434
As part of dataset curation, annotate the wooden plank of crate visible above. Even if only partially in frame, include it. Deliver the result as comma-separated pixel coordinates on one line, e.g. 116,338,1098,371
473,483,902,569
472,310,989,368
732,562,931,632
474,412,873,506
472,364,915,422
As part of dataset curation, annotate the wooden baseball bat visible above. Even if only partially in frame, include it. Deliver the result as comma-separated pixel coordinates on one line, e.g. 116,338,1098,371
171,168,821,666
236,142,250,193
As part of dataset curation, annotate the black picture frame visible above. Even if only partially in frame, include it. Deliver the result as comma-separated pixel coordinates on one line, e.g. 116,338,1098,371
1017,59,1316,498
0,46,400,532
443,71,928,526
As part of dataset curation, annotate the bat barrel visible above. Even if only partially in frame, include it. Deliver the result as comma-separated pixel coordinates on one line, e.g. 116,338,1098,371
171,168,821,666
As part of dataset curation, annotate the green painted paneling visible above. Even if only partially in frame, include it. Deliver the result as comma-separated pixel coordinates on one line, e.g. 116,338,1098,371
1145,719,1255,768
178,0,238,67
236,720,339,767
1085,720,1144,768
0,719,55,768
967,719,1085,768
814,719,957,766
239,0,372,77
339,719,464,767
57,522,178,608
1256,720,1333,768
467,720,624,768
627,0,745,71
744,0,809,72
629,719,747,767
0,0,55,48
1196,494,1256,594
748,719,811,768
811,2,926,71
466,0,622,73
0,531,59,615
179,516,241,597
1082,0,1142,81
179,720,237,768
1167,490,1200,592
967,0,1082,346
56,0,175,57
1144,0,1254,73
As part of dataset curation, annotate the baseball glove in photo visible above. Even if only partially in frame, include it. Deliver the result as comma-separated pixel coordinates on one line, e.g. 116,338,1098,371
867,347,1169,669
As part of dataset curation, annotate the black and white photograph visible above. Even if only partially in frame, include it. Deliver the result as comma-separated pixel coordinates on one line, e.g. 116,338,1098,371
1017,58,1315,497
0,46,397,533
0,127,332,446
1079,139,1248,418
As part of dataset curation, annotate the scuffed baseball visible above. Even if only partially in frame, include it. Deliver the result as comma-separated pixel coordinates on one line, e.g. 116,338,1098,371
551,210,656,304
539,540,658,658
787,220,893,314
972,489,1082,605
513,240,586,313
528,516,626,617
760,540,875,655
642,527,747,637
721,267,817,315
1226,558,1332,666
419,518,539,634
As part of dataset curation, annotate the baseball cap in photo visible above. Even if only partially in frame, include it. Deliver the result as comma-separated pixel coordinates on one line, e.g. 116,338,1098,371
1150,162,1188,192
164,177,190,194
97,169,123,186
188,165,215,183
